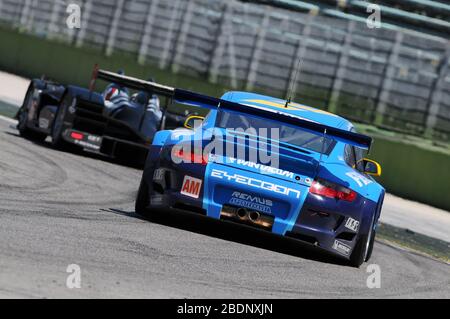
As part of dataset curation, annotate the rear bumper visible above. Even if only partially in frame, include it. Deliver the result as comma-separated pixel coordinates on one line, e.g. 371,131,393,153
62,128,148,160
148,200,376,260
145,191,357,260
60,96,150,160
151,199,377,261
144,156,377,260
287,194,378,259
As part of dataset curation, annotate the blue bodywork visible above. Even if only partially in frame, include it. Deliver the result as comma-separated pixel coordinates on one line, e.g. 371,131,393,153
142,91,385,260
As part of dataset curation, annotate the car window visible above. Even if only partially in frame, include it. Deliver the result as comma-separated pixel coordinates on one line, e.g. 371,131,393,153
344,145,356,167
354,147,365,172
216,110,336,154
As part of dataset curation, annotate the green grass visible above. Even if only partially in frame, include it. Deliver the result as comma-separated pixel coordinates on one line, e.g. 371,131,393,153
0,100,18,118
356,123,450,156
377,222,450,264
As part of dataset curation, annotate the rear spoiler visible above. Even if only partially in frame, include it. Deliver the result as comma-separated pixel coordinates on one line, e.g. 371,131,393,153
92,67,372,150
90,65,175,97
174,90,372,150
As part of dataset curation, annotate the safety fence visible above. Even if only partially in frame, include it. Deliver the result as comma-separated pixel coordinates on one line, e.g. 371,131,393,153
0,0,449,142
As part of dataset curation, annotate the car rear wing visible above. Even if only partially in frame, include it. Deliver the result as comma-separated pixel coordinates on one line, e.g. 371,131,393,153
92,67,372,150
90,65,175,97
174,89,373,150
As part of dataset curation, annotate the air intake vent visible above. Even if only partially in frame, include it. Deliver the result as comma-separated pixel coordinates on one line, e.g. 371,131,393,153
336,232,356,241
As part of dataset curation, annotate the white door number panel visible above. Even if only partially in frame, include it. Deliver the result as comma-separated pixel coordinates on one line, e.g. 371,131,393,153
345,217,360,232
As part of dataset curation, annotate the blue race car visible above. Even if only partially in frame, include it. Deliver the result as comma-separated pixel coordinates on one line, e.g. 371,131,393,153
116,72,385,267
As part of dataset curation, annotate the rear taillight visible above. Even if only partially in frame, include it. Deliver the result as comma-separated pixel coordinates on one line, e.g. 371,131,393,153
70,132,84,140
309,179,356,202
172,148,208,165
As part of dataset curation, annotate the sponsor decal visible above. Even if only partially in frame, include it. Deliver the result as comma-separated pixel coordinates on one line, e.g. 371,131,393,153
67,131,101,150
227,157,294,179
243,99,337,117
230,191,273,213
346,171,372,188
153,168,165,182
211,169,301,199
150,195,164,205
181,175,202,199
87,135,101,143
72,139,100,150
345,217,360,232
332,240,351,256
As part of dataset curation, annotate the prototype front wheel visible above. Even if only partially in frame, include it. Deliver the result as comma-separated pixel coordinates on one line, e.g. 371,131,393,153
17,83,47,142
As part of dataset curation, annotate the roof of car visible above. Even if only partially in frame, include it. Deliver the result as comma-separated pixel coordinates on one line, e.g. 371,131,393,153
221,91,353,130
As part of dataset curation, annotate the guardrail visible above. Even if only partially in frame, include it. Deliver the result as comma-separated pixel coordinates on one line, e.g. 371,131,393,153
0,0,449,142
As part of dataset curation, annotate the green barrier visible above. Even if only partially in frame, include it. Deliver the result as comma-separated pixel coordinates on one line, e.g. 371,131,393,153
370,136,450,211
1,27,449,211
0,27,226,97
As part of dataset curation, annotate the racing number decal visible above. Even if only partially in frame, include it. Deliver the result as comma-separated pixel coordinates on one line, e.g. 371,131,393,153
345,217,360,232
181,176,202,199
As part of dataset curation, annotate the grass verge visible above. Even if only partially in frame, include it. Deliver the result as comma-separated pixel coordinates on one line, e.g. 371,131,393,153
377,222,450,264
0,100,18,118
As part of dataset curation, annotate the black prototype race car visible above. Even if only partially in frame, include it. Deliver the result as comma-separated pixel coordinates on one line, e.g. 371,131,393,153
15,67,188,165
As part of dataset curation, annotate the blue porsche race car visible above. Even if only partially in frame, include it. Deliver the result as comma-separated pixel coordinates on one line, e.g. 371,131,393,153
110,71,385,267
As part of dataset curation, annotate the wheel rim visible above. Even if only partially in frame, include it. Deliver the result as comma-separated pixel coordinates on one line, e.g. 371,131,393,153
364,216,375,260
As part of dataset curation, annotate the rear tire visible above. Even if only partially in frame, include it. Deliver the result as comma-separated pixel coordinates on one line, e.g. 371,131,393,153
135,178,153,217
364,228,376,262
350,213,376,268
17,83,47,143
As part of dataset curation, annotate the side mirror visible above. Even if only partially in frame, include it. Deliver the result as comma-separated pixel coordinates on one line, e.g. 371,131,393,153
184,115,205,129
363,158,382,177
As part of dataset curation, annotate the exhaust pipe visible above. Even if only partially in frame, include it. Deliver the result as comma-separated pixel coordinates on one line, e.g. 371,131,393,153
220,205,274,229
236,208,248,220
248,211,260,222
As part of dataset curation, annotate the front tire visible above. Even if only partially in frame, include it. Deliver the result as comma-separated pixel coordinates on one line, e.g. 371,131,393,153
17,83,47,142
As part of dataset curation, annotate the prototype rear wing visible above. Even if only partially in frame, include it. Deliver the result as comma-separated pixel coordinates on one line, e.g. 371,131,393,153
92,67,372,150
90,65,175,97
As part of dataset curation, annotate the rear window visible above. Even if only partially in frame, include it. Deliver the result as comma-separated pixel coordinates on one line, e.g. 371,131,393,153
216,110,336,154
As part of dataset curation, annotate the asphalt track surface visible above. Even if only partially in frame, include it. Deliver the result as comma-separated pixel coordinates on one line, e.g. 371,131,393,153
0,118,449,298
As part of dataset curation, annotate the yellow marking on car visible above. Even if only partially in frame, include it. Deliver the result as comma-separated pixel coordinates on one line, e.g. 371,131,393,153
244,99,338,116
